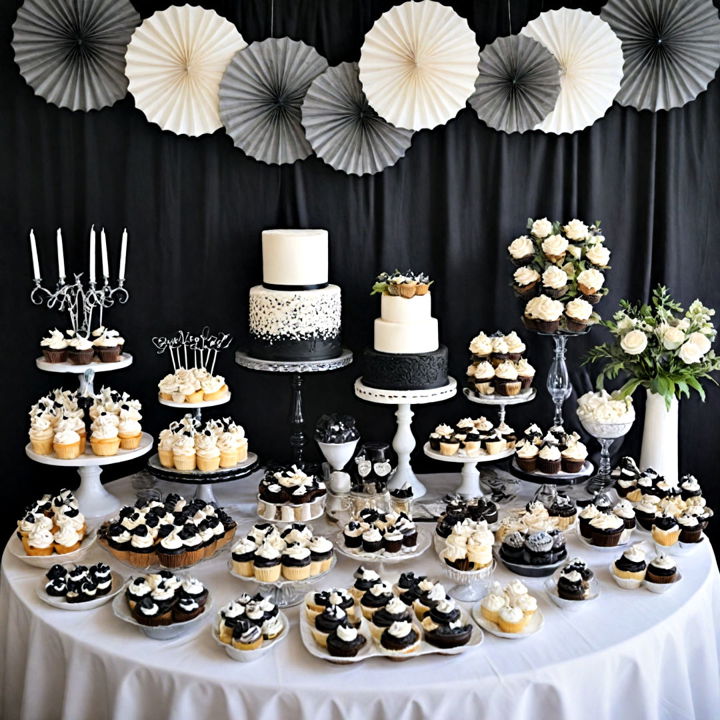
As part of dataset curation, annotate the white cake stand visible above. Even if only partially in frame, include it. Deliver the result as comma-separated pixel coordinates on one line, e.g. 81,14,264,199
354,377,457,499
36,353,133,395
158,392,231,423
462,386,536,425
25,432,154,517
422,442,514,498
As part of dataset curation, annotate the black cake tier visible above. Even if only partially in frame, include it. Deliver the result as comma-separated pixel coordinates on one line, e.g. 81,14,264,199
248,334,342,362
362,346,448,390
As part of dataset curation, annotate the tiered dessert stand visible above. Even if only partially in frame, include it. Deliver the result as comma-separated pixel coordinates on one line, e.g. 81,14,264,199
236,349,353,466
26,230,153,517
463,386,537,502
26,355,153,518
147,387,258,506
354,377,457,499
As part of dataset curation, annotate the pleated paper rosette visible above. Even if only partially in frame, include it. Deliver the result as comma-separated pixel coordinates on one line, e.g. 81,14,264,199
469,34,561,134
12,0,140,112
219,38,328,165
301,62,414,176
601,0,720,111
125,5,246,137
359,0,479,131
521,8,624,134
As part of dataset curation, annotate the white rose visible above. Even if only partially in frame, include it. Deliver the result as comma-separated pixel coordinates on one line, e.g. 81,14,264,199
586,245,611,267
621,330,648,355
567,244,582,259
686,331,711,356
587,233,604,246
531,218,553,239
563,219,589,241
661,325,685,350
676,318,690,331
678,340,704,364
616,316,635,333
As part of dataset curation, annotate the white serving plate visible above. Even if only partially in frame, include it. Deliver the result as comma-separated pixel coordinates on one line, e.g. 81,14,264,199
157,392,231,409
227,555,337,587
8,529,97,569
112,590,212,640
334,526,431,565
36,570,125,610
299,604,482,664
472,604,544,639
543,572,600,611
36,353,133,374
211,610,289,662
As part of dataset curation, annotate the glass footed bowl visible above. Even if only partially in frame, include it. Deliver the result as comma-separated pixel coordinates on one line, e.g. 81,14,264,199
438,553,496,602
578,416,634,440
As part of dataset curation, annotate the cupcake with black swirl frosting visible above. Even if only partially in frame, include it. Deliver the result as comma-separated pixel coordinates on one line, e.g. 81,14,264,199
370,596,412,641
645,554,678,585
421,614,473,649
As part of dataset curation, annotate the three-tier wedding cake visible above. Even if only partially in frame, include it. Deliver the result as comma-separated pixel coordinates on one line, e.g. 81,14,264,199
362,271,448,390
248,229,342,361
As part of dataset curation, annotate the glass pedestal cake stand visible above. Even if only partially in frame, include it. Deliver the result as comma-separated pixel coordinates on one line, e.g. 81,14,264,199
353,377,458,499
422,442,514,499
26,432,154,518
235,350,353,467
146,452,259,506
462,387,537,503
578,417,635,495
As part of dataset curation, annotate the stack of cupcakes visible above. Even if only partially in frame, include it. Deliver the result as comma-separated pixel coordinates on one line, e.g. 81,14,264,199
158,366,229,403
465,331,536,397
44,562,113,603
508,217,610,333
257,466,327,522
39,326,125,365
479,580,538,634
215,593,283,651
428,416,513,458
514,423,588,474
342,508,418,556
126,571,209,626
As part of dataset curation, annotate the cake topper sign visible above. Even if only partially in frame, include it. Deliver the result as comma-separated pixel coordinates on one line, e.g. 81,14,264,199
152,327,233,373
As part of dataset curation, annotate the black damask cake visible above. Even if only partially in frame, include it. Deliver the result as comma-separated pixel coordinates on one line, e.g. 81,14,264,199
248,230,342,361
362,272,448,390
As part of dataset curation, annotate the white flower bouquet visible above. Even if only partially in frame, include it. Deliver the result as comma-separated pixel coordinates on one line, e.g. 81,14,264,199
585,286,720,407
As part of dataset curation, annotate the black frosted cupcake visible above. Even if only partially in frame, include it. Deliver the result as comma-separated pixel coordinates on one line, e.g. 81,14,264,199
361,527,383,554
380,621,420,654
327,623,367,658
382,526,404,554
645,554,678,584
422,616,472,649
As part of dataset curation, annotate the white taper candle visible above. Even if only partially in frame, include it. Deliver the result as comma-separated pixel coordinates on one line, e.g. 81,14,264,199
29,229,40,280
89,225,96,283
100,227,109,279
56,228,65,281
119,228,127,280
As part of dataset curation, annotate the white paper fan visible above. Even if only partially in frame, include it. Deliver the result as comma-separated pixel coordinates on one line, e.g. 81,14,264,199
359,0,479,131
521,8,624,134
125,5,246,137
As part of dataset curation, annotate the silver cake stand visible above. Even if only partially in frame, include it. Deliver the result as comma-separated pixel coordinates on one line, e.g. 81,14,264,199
235,349,353,467
354,377,457,499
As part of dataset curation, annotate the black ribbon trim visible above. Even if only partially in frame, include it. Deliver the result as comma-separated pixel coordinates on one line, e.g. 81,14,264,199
262,282,328,291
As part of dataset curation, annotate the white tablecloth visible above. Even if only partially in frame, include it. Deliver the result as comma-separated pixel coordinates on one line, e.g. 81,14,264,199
2,472,719,720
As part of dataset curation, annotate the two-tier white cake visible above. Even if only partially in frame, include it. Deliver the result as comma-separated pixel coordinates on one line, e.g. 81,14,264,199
363,272,448,390
248,229,342,361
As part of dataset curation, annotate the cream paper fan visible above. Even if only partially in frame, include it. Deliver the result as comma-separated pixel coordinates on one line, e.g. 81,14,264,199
358,0,479,131
521,8,624,134
125,5,246,137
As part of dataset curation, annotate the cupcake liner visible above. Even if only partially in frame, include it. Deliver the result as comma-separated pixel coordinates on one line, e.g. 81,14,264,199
42,348,68,363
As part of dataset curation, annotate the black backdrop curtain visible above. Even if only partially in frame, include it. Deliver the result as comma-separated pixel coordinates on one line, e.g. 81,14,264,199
1,0,719,545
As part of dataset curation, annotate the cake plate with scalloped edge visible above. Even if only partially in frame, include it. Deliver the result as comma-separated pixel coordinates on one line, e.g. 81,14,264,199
354,377,457,499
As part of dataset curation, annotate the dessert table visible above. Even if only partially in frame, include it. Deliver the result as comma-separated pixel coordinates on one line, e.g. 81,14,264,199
1,473,719,720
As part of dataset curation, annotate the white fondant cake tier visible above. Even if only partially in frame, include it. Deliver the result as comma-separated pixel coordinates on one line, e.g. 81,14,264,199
374,317,439,354
249,284,341,342
380,293,432,323
262,229,328,287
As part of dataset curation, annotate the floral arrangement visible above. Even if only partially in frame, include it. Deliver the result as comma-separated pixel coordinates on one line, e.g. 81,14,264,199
371,270,432,298
584,286,720,407
508,217,611,334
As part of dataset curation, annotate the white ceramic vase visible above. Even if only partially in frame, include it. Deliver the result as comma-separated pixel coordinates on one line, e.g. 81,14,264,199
639,389,678,482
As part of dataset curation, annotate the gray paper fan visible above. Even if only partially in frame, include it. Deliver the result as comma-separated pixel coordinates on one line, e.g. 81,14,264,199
468,35,561,134
601,0,720,111
301,63,414,176
220,38,328,165
12,0,140,112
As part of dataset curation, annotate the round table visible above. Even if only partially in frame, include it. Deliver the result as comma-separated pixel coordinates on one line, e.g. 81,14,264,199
2,473,719,720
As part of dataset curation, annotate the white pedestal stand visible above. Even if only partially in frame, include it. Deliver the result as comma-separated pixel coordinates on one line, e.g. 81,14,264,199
31,354,141,517
26,433,154,517
354,378,457,499
158,393,231,424
422,442,514,498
